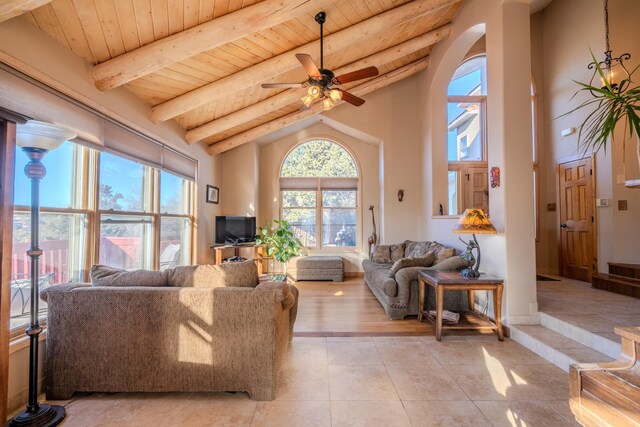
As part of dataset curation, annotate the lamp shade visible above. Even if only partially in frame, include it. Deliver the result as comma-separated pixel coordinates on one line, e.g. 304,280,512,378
16,120,77,151
452,209,497,234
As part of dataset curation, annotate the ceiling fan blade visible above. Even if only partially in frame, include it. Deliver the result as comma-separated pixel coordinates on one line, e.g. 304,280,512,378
295,53,322,79
339,89,365,107
333,66,379,84
261,83,304,89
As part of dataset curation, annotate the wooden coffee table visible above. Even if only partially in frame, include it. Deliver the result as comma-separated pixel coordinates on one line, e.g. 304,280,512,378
417,270,504,341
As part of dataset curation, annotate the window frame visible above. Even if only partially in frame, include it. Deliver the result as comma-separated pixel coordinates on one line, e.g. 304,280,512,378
10,145,196,338
446,55,489,216
279,139,361,252
10,143,92,338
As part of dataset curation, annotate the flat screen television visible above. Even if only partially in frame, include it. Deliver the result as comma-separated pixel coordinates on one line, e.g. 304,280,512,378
215,216,257,245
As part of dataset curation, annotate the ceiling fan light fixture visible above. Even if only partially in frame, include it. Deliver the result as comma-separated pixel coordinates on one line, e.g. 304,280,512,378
308,85,322,99
322,97,335,111
328,89,342,102
301,94,314,107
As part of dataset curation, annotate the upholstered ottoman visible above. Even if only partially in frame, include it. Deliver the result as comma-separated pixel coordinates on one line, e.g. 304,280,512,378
288,256,344,282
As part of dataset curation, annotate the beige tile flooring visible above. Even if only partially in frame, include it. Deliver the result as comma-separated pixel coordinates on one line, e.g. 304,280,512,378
41,335,580,427
537,275,640,341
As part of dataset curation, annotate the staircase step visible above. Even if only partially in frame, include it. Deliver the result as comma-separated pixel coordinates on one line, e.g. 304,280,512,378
608,262,640,280
592,273,640,298
539,312,621,359
511,325,613,372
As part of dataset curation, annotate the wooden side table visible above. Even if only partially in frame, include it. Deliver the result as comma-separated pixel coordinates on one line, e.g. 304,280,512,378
418,270,504,341
211,244,264,274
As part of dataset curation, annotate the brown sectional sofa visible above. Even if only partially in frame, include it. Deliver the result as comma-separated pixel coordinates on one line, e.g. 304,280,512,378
41,262,298,401
362,240,470,320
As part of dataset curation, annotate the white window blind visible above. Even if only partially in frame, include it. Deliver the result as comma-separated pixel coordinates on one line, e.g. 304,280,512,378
280,177,358,190
0,64,197,181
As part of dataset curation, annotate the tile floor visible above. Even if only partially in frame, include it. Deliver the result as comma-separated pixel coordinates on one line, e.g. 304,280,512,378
41,335,580,427
537,275,640,344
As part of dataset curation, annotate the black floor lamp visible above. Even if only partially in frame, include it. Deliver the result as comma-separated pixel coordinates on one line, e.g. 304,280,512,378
9,121,77,427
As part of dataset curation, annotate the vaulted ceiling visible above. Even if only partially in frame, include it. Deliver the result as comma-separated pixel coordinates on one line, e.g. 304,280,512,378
3,0,462,155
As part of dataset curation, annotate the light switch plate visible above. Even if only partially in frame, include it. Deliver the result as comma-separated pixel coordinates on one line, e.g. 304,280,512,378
596,198,609,207
618,200,628,211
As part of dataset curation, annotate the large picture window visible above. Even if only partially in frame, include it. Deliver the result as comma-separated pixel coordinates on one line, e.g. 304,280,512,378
280,140,359,249
10,142,195,333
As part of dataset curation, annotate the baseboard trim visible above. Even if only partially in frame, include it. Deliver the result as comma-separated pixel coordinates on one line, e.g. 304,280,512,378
507,314,541,325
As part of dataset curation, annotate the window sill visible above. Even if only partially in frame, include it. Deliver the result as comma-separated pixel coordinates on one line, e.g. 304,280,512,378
10,330,46,354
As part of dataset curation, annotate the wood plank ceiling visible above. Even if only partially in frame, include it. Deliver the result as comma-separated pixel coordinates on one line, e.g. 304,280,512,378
19,0,462,155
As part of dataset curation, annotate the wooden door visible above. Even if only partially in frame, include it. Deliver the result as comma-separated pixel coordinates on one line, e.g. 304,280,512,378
465,167,489,212
559,158,595,282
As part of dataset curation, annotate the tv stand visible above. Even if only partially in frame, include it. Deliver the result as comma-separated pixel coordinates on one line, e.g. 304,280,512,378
211,244,263,274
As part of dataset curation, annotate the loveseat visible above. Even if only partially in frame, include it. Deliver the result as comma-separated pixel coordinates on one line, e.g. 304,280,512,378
362,241,470,320
41,261,298,401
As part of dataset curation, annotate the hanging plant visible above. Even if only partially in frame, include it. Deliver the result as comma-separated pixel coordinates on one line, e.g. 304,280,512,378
559,50,640,184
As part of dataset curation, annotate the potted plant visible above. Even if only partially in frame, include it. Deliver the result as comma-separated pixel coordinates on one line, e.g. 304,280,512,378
560,51,640,186
255,219,303,274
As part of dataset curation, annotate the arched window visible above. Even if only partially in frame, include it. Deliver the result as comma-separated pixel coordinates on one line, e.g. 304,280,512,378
280,139,359,249
447,55,488,215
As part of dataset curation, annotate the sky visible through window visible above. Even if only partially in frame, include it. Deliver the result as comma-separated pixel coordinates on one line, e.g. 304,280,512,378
99,152,144,211
14,141,73,208
448,69,482,161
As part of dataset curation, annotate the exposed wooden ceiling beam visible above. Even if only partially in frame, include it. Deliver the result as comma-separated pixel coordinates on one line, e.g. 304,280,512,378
0,0,51,23
186,24,451,144
90,0,332,91
207,57,430,156
151,0,461,123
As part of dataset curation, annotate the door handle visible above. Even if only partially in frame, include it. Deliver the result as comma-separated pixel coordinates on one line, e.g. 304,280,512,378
560,223,568,228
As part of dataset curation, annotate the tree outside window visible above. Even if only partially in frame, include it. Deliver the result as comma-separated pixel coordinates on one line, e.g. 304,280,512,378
280,140,359,249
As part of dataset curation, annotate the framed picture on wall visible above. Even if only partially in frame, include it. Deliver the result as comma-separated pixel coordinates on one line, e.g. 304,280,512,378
206,185,219,204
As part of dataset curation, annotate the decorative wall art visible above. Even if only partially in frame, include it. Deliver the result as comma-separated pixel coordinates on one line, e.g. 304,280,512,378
490,167,501,188
206,185,219,204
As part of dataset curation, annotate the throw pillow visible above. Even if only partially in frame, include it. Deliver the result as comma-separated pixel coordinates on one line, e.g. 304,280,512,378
167,261,259,288
370,245,392,263
389,243,406,262
388,251,436,277
90,265,168,287
433,246,456,264
407,241,430,258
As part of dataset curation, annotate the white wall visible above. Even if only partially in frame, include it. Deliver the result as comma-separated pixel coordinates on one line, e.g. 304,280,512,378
417,0,538,324
535,0,640,274
324,77,422,244
258,122,380,273
221,76,424,272
0,16,221,413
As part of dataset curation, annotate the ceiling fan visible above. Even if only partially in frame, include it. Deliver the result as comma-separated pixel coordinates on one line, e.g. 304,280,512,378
261,11,379,110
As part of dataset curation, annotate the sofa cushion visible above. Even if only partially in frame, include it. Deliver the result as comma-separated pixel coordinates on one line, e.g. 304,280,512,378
388,251,436,278
428,243,456,264
167,260,259,288
406,241,430,258
431,256,472,271
389,243,406,262
370,245,392,263
90,265,168,287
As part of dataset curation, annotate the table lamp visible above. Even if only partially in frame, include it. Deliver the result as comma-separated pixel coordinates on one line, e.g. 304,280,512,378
10,120,77,427
452,209,496,278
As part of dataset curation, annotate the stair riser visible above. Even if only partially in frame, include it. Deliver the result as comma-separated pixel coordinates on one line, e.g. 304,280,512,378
609,263,640,280
592,277,640,299
510,327,577,372
539,312,621,359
